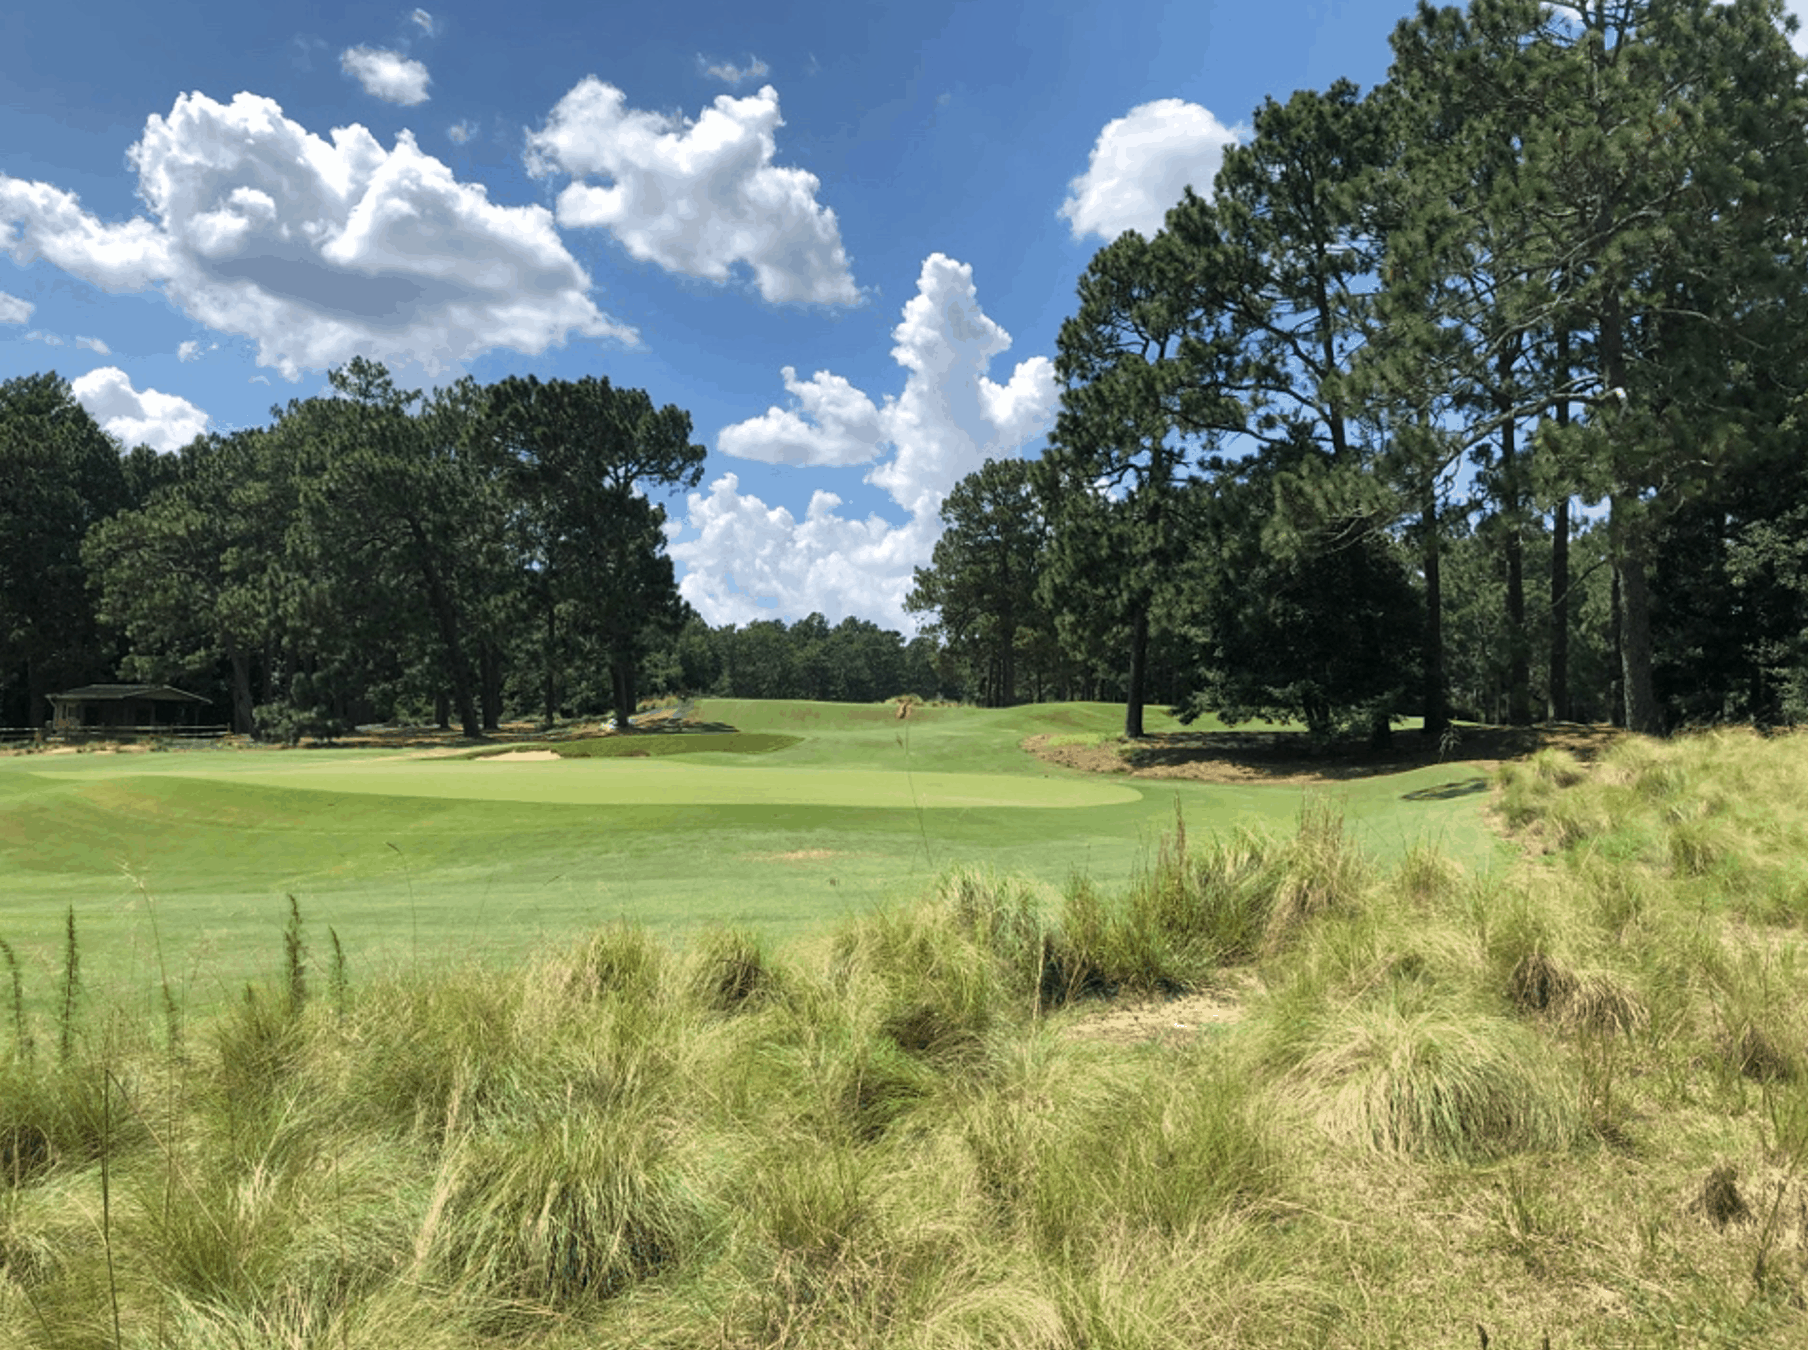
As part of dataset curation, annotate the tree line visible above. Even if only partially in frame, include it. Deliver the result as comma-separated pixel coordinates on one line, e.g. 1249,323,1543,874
911,0,1808,740
8,0,1808,743
0,359,960,736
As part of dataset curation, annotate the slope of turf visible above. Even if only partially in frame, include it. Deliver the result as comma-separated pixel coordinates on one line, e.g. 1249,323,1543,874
0,701,1497,1010
539,731,802,757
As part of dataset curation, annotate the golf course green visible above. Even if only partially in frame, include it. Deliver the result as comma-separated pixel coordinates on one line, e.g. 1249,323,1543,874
0,699,1502,1010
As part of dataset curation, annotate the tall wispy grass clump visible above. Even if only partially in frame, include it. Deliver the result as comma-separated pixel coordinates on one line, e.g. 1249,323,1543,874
1287,1003,1581,1160
0,936,30,1063
57,907,78,1065
1046,798,1368,1004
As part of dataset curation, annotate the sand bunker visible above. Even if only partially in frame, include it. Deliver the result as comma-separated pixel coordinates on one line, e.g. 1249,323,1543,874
478,750,561,762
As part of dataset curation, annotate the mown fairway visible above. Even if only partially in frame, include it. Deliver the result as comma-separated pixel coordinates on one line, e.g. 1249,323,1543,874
0,699,1497,1006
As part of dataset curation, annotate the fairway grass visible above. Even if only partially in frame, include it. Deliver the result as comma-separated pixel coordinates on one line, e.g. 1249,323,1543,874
0,700,1500,1008
6,729,1808,1347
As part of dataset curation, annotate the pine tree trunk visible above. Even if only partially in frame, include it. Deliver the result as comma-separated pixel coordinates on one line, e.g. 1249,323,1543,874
1421,475,1447,738
1616,542,1661,734
226,633,257,736
542,601,557,726
611,660,637,731
1499,345,1531,725
1608,566,1625,729
1548,327,1572,722
480,642,501,731
1549,495,1570,721
1124,605,1148,740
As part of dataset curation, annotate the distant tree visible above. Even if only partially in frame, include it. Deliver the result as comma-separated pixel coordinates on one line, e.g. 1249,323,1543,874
84,429,282,734
906,458,1046,707
0,372,128,727
482,375,705,729
1182,472,1423,746
1039,226,1236,737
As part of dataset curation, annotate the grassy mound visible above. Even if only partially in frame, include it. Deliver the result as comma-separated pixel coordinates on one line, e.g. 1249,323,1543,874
544,731,803,758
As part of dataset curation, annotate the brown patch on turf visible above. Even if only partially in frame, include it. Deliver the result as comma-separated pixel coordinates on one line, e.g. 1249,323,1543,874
1023,723,1624,788
1059,969,1259,1047
743,849,844,863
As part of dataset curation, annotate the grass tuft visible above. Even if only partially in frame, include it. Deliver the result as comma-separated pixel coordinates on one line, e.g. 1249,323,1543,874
1288,1003,1580,1160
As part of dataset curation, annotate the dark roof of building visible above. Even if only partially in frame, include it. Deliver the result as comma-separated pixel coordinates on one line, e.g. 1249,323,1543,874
49,684,212,704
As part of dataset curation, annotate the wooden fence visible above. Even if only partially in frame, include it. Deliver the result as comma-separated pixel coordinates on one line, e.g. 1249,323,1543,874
0,725,235,746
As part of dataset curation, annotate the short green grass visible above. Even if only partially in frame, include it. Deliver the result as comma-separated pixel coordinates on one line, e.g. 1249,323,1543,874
6,729,1808,1347
0,700,1497,1011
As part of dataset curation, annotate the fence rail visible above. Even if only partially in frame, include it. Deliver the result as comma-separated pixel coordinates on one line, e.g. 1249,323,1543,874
2,725,236,746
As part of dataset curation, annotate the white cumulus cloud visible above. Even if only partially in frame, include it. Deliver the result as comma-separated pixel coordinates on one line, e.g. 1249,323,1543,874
670,253,1057,630
526,78,858,304
699,53,770,85
0,91,633,380
70,366,209,452
74,335,110,354
447,119,476,145
1059,99,1240,242
0,291,32,323
177,339,200,361
341,46,432,105
718,367,885,467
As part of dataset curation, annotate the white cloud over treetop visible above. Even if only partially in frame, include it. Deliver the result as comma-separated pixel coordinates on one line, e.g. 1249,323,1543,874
341,47,432,105
71,366,209,453
0,291,31,323
671,253,1058,630
526,78,858,304
1059,98,1240,242
0,91,634,379
671,474,938,631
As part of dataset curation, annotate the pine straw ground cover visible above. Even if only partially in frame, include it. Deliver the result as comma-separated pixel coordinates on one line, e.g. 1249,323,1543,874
6,730,1808,1347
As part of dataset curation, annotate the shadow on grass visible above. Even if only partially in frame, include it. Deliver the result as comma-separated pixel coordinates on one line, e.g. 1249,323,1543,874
1401,777,1491,801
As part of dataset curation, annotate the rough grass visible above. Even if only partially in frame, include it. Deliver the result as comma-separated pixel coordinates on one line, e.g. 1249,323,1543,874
8,730,1808,1345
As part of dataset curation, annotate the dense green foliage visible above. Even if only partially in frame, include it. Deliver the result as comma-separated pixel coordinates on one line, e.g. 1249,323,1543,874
915,0,1808,736
7,0,1808,738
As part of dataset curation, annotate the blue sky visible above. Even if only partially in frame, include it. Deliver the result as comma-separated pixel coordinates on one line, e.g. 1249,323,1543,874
5,1,1803,633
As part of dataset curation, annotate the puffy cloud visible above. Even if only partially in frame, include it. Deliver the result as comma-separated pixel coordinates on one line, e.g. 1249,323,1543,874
177,339,200,360
0,291,30,323
671,475,939,631
447,119,476,145
410,8,436,35
74,335,110,354
70,366,209,452
866,254,1058,517
1059,99,1240,242
0,91,633,380
699,53,770,85
23,329,62,345
717,367,885,467
526,78,858,304
341,46,432,105
670,253,1057,630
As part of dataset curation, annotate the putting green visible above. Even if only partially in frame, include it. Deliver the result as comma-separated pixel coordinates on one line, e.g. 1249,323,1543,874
163,759,1144,809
